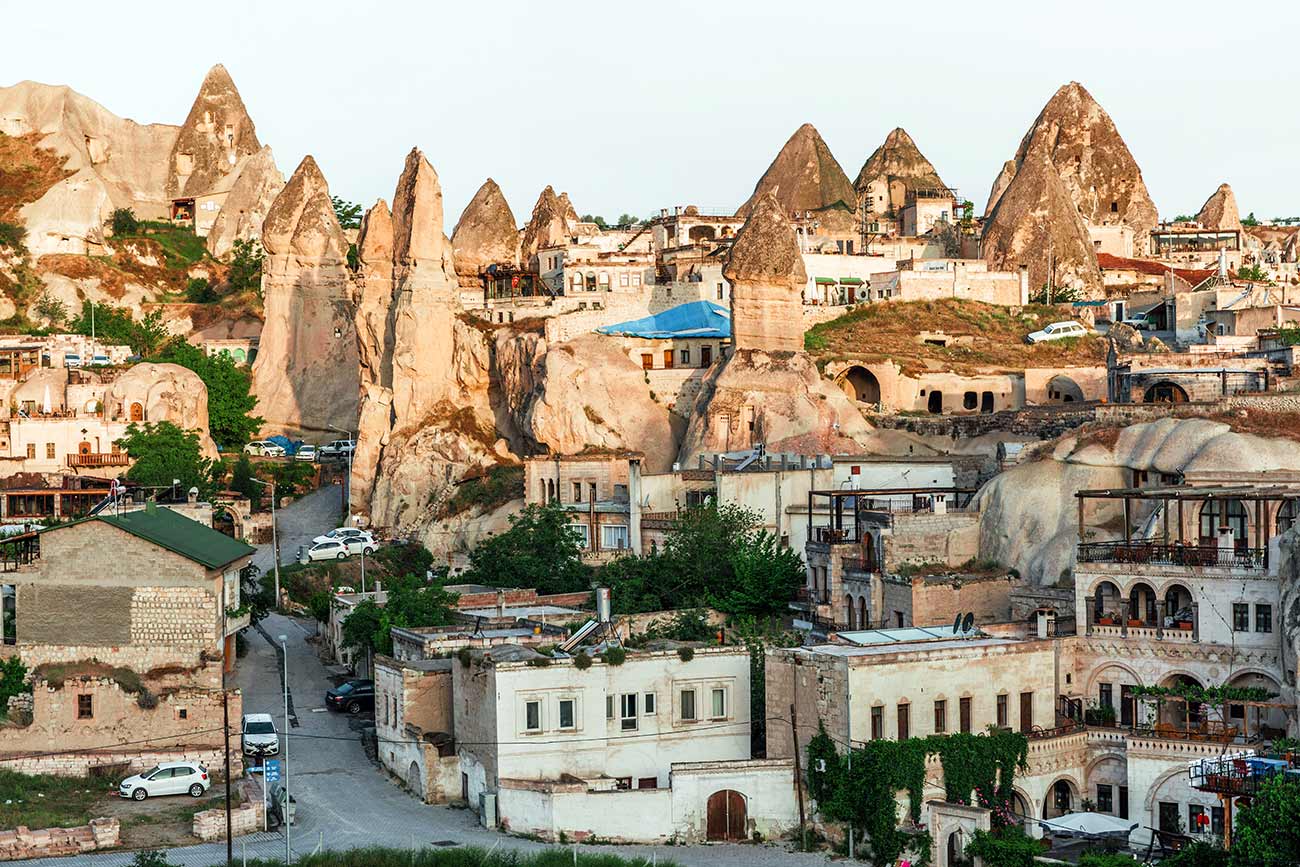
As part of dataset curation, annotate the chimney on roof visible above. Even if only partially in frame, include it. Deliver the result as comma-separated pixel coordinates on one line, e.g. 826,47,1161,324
495,589,505,619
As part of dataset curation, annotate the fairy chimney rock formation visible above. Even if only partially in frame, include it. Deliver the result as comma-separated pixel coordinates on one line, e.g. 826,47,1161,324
724,192,808,352
204,145,284,257
989,82,1158,253
985,160,1017,217
982,135,1102,298
737,123,856,227
451,178,520,289
167,64,261,200
519,185,573,269
1195,183,1243,232
250,155,360,436
353,198,395,385
853,127,947,216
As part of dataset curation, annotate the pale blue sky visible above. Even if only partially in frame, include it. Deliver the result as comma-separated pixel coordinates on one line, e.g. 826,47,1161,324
4,0,1294,225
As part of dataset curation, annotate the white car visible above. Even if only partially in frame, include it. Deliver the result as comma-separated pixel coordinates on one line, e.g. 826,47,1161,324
295,444,318,462
118,762,211,800
304,539,351,562
241,712,279,757
1120,311,1154,331
88,354,112,367
319,439,355,460
63,353,83,369
1025,320,1089,344
312,527,369,547
243,441,286,457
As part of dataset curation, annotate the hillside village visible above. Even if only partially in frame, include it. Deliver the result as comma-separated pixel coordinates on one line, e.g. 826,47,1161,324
0,58,1299,867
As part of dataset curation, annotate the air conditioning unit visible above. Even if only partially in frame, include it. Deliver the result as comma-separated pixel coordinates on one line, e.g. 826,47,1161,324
479,792,497,828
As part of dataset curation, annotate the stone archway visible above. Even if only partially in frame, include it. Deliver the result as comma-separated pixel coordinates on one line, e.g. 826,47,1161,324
837,366,882,405
1047,375,1086,404
129,401,144,422
1143,381,1189,403
706,790,746,841
407,761,424,800
1043,777,1080,819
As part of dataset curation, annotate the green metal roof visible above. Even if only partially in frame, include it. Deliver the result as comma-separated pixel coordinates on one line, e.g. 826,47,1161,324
814,277,836,285
838,277,864,285
54,505,255,570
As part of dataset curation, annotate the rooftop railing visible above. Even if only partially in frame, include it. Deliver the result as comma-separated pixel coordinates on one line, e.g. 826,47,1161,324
1077,541,1265,570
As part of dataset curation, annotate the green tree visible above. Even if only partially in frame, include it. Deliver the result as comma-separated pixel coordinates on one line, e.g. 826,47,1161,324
1159,841,1228,867
227,238,264,296
1237,264,1269,282
1172,214,1196,223
230,454,259,501
108,208,139,237
580,213,610,230
1241,212,1260,227
615,213,638,228
154,338,262,447
340,598,385,655
1230,775,1300,867
464,501,589,594
68,302,169,356
0,656,29,716
118,421,214,498
184,277,217,303
0,221,26,252
342,572,459,656
713,529,804,616
33,292,68,325
331,195,363,230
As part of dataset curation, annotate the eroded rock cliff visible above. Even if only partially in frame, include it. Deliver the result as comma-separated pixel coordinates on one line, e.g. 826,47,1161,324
1195,183,1243,233
736,123,856,231
451,178,519,289
166,64,261,200
853,127,947,217
204,145,285,258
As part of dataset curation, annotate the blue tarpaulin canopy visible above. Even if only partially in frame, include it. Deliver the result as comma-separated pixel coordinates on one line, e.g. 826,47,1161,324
596,300,731,339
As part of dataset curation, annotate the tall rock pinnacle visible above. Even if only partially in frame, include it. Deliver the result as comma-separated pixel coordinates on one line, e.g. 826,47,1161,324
166,64,261,199
1195,183,1243,232
724,192,808,353
519,185,573,270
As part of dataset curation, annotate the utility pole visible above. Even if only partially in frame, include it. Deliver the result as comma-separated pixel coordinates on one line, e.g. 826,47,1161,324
223,687,233,865
280,634,291,865
1047,235,1055,306
791,703,807,852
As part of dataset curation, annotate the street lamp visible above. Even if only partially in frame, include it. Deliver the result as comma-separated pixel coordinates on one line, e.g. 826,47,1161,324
327,425,353,519
278,633,291,865
251,478,280,609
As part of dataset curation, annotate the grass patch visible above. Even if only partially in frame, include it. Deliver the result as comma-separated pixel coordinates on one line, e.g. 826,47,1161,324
0,769,101,830
805,298,1107,376
437,465,524,519
32,660,144,694
118,221,210,270
243,846,684,866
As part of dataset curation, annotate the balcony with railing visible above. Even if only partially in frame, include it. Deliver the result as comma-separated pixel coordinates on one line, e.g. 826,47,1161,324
66,452,130,468
1189,753,1299,796
1077,541,1266,571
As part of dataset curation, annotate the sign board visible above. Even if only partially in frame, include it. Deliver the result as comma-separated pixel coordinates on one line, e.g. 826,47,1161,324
264,759,281,783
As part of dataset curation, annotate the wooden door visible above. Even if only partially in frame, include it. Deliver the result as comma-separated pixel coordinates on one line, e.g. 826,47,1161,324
700,346,712,367
663,349,674,369
706,790,746,841
641,354,653,370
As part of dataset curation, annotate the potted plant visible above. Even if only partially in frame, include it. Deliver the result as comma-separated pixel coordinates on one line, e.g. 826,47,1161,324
1128,617,1145,628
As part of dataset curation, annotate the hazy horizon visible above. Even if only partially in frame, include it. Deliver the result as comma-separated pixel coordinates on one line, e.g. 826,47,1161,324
4,0,1294,228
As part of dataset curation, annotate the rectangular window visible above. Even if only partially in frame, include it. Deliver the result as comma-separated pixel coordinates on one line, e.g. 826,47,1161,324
679,349,690,365
711,687,726,719
680,689,697,721
77,694,93,719
959,697,972,733
25,443,34,459
1099,683,1114,709
996,694,1008,728
1211,805,1224,835
589,482,597,502
1188,804,1205,832
934,700,946,733
871,706,883,740
1019,691,1034,733
637,777,657,789
606,695,614,720
897,703,910,740
620,693,638,731
558,699,575,730
643,693,656,715
1097,784,1113,814
1256,604,1272,633
631,273,641,287
1233,603,1250,632
568,523,590,549
1159,802,1180,833
572,481,583,503
601,525,630,550
45,443,55,459
524,700,541,732
619,273,630,287
1119,786,1129,819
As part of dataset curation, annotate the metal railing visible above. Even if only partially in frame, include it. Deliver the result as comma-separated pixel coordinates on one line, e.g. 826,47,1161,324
1189,754,1298,795
67,452,130,468
0,533,39,572
1077,541,1265,569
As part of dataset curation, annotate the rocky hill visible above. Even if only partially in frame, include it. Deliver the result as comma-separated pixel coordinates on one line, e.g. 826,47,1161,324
451,178,519,290
1195,182,1242,232
736,123,856,231
853,127,947,217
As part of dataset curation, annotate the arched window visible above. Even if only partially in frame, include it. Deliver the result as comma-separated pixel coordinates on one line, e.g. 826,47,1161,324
844,594,855,629
1128,582,1157,626
1278,499,1298,536
129,402,144,422
858,597,867,630
1199,499,1247,546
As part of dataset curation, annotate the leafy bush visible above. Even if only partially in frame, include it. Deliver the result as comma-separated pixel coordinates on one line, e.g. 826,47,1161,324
0,657,29,717
0,221,26,252
677,647,694,662
118,421,215,499
108,208,139,237
227,238,264,296
32,292,68,325
601,646,626,666
68,301,169,356
965,827,1041,867
438,465,524,519
573,651,593,670
372,541,434,577
185,276,217,303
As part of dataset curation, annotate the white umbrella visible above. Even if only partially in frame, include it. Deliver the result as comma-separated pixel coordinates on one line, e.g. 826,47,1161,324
1040,811,1139,839
41,385,52,415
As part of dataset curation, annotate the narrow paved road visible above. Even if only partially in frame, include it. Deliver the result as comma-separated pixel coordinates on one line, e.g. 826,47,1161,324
16,488,834,867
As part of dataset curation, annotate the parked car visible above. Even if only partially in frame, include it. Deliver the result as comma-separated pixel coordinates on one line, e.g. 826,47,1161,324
243,441,286,457
241,712,279,757
266,781,297,828
88,354,112,367
343,532,377,556
118,762,210,800
303,539,350,562
312,527,369,547
319,439,355,460
1120,311,1154,331
1025,321,1089,344
63,353,82,368
295,444,318,462
325,679,375,714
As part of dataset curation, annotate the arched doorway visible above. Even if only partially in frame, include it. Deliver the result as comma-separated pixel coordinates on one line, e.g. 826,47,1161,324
1162,584,1194,631
129,402,144,422
1199,499,1247,546
946,830,972,867
1277,499,1298,535
839,366,881,405
1092,580,1122,624
858,597,868,631
1043,778,1079,819
706,790,746,841
1011,790,1035,835
1143,381,1189,403
689,225,717,243
1047,375,1085,404
845,594,855,629
407,761,424,800
927,390,944,413
1128,582,1157,627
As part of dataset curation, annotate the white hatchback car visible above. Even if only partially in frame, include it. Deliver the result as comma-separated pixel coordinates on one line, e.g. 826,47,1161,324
119,762,211,800
1025,320,1089,344
304,539,350,562
312,527,368,546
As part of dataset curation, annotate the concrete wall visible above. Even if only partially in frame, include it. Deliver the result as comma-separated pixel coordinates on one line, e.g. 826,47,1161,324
885,512,980,570
911,573,1014,627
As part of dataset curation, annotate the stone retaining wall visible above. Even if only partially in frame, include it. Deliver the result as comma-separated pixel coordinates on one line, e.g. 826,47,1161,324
192,779,264,840
0,747,236,779
0,818,118,861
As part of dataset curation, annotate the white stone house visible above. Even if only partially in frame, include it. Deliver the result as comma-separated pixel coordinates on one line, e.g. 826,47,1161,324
454,643,798,842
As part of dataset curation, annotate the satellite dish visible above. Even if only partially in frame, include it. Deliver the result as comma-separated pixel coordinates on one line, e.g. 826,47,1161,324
952,613,963,634
961,612,976,634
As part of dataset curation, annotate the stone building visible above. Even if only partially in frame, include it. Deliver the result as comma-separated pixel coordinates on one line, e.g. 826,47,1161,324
524,453,644,561
0,504,254,775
